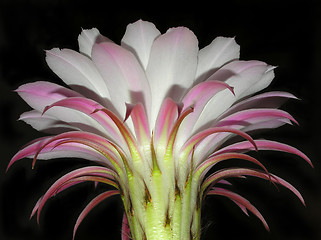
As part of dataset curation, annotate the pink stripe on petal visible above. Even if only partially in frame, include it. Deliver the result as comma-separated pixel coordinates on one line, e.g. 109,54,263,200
73,190,119,240
130,103,151,144
154,98,178,145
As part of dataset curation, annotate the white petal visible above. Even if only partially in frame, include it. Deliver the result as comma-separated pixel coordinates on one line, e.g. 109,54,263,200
91,42,151,121
19,110,79,133
193,60,268,132
146,27,198,128
78,28,112,57
46,48,110,105
121,19,161,69
195,37,240,84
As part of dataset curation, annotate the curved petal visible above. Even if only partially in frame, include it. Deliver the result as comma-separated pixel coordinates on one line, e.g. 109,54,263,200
195,37,240,83
73,190,119,239
213,139,313,167
19,110,79,133
16,81,81,111
45,48,110,105
146,27,198,128
192,60,269,133
218,91,298,120
91,42,151,120
121,19,161,69
208,187,269,231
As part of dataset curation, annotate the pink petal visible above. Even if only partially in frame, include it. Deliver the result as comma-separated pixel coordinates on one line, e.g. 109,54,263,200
208,187,269,231
121,213,131,240
121,20,161,69
43,97,124,145
202,168,305,205
73,190,119,239
219,91,298,120
183,127,257,156
195,153,268,180
215,108,298,127
146,27,198,128
31,167,117,222
214,139,312,167
16,81,81,112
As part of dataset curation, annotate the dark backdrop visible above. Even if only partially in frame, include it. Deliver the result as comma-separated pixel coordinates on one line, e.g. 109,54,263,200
0,0,320,239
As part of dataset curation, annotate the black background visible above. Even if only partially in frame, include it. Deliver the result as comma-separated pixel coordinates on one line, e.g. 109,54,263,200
0,0,321,239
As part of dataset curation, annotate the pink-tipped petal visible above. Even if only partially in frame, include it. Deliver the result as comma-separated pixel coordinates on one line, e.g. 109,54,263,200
73,190,119,240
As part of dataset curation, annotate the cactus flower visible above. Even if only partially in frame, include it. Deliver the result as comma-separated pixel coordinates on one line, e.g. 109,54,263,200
8,20,312,240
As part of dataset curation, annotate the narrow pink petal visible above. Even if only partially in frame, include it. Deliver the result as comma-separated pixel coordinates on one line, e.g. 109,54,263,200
195,153,268,180
129,103,151,145
218,91,298,120
216,108,298,127
31,131,123,169
183,127,257,155
73,190,119,239
121,213,131,240
214,139,312,167
202,168,305,205
208,187,269,231
33,167,117,223
43,97,124,145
